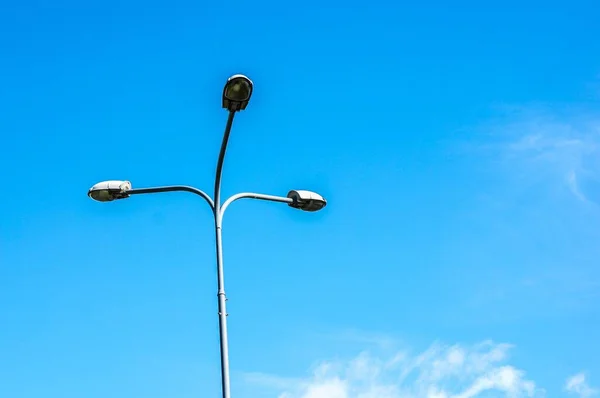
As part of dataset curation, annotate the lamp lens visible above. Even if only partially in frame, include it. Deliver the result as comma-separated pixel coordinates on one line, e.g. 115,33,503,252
225,79,251,101
90,190,113,202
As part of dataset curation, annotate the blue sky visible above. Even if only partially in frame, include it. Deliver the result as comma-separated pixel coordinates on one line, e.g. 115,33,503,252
1,1,600,397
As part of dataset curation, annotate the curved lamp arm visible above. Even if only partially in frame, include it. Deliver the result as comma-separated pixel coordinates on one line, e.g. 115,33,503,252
126,186,215,210
214,111,236,212
220,192,293,220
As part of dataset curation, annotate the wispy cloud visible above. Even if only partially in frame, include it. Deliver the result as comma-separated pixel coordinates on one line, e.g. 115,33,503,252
485,107,600,204
565,373,598,398
243,340,544,398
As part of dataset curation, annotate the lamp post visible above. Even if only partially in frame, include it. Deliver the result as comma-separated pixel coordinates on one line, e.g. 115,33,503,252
87,74,327,398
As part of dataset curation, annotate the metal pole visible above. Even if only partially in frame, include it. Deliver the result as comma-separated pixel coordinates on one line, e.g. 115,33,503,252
213,110,236,398
214,217,230,398
121,113,292,398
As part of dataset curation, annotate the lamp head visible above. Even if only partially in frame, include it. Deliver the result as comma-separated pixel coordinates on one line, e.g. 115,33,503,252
287,190,327,212
88,180,132,202
222,74,253,112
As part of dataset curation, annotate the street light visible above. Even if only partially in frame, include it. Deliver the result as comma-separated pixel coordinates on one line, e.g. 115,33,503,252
87,74,326,398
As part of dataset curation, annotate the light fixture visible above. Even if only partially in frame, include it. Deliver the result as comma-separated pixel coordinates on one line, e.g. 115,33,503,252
222,74,253,112
88,180,132,202
287,190,327,212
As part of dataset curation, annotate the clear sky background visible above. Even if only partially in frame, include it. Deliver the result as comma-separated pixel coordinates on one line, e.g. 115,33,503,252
1,1,600,397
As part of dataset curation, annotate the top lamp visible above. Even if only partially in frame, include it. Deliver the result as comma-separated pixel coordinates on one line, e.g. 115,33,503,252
222,74,253,112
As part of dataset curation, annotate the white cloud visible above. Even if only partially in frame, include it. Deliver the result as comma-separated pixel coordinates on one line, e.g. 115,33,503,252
565,373,598,398
245,340,543,398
